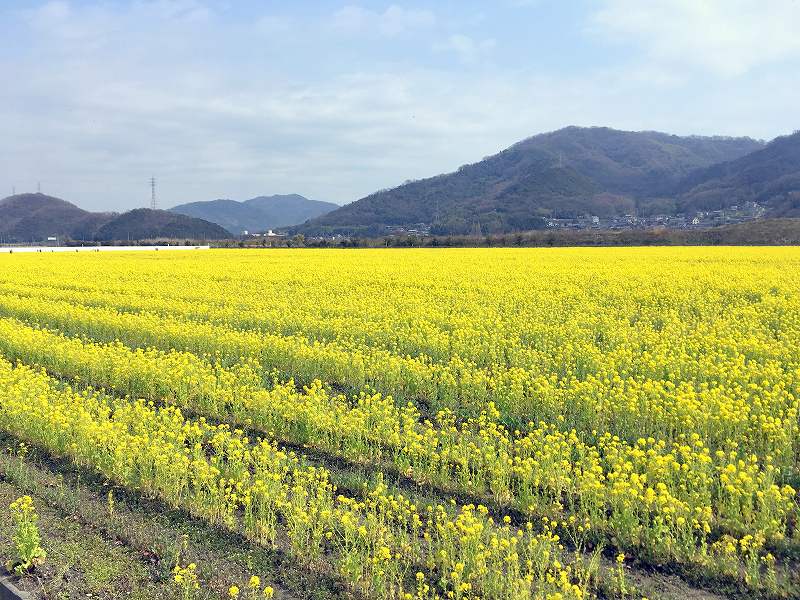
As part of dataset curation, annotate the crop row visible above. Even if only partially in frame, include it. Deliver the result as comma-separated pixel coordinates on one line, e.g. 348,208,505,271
0,290,796,474
0,355,598,600
2,248,797,379
0,315,794,585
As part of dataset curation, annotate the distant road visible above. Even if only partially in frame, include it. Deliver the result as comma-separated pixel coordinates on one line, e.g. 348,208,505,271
1,245,210,253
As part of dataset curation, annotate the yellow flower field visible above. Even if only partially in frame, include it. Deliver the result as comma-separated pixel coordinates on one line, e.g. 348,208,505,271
0,247,797,599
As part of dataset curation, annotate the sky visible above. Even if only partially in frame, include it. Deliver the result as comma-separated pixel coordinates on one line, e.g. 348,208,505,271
1,0,799,212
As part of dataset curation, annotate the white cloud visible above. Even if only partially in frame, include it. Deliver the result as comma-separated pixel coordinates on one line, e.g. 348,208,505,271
133,0,212,21
35,0,69,20
255,15,292,36
592,0,800,77
25,1,108,44
435,34,496,63
331,4,435,37
1,1,798,212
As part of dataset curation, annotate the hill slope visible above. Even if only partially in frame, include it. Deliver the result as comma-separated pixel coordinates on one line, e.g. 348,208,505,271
677,131,800,215
95,209,232,240
298,127,764,235
0,193,89,232
0,194,115,242
0,194,231,242
171,194,338,234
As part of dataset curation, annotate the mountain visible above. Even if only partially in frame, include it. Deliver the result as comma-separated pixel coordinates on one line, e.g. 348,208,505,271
169,199,266,236
245,195,340,228
170,194,338,234
0,193,231,242
677,131,800,216
0,193,114,242
297,127,764,236
94,208,231,241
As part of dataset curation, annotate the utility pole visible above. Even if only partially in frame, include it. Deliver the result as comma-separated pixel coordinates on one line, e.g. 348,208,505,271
150,177,157,210
37,182,41,193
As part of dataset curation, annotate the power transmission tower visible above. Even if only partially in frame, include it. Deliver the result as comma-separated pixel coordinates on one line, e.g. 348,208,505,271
150,177,157,210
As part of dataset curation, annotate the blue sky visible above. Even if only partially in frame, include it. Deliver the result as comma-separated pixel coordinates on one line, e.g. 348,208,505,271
1,0,798,211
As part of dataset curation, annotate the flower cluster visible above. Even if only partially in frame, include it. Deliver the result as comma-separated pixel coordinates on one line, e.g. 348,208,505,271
0,246,798,597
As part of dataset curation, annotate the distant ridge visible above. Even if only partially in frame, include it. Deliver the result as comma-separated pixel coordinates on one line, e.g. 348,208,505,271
94,208,231,241
0,193,113,242
296,126,766,236
677,130,800,215
0,193,231,242
7,126,798,242
170,194,338,234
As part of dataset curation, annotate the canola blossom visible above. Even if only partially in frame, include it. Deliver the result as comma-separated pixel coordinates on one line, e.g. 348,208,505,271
0,357,588,600
0,315,793,567
0,247,798,598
